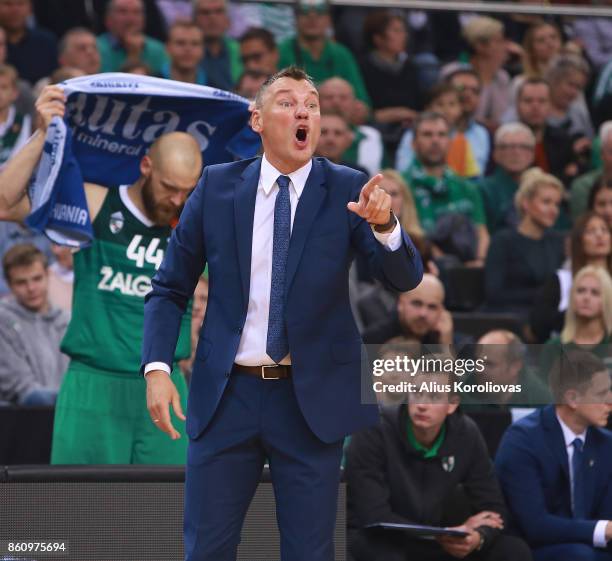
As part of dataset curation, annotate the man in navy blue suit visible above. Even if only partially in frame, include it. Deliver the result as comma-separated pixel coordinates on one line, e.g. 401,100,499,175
141,66,423,561
495,350,612,561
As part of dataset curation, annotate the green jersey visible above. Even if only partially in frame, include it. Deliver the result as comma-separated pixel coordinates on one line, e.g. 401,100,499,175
61,185,191,374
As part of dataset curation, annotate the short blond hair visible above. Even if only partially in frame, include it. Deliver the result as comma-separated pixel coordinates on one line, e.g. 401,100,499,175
514,167,563,216
462,16,504,47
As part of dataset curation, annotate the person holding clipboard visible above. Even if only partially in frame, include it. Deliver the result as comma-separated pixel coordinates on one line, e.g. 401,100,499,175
345,362,532,560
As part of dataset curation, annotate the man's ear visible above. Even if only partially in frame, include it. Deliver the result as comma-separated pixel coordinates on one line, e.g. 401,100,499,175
251,108,263,133
140,154,152,177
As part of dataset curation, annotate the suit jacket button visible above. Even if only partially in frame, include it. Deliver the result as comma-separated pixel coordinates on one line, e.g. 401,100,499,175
225,372,231,378
237,327,243,334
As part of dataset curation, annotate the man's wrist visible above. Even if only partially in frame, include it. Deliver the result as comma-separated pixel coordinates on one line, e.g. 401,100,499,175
372,210,396,233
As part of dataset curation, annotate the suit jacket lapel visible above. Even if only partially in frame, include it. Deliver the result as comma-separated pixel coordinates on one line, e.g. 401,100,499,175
542,406,570,481
285,159,327,295
234,158,261,310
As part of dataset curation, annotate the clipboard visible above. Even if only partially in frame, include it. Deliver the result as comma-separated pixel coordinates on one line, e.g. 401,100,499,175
364,522,469,538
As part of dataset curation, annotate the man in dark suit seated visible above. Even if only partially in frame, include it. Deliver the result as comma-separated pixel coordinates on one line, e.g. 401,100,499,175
346,364,532,561
495,349,612,560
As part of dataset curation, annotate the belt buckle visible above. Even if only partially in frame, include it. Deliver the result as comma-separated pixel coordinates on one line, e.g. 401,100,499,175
262,365,281,380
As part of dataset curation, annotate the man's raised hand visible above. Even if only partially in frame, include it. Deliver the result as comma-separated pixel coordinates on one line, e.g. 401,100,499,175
35,85,66,131
347,173,393,227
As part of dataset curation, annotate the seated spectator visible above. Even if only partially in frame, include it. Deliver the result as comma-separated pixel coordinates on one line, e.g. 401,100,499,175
0,244,68,405
234,69,267,100
520,22,563,81
514,77,582,188
530,213,612,343
359,10,422,153
0,27,33,117
97,0,168,75
485,168,565,320
396,84,463,174
540,266,612,377
193,0,242,91
0,222,52,297
362,273,453,346
0,63,30,166
402,112,489,265
495,349,612,561
238,27,279,79
1,0,57,85
399,81,488,180
33,27,100,98
161,20,205,85
467,330,551,409
47,243,73,314
572,122,612,221
460,17,511,132
315,111,368,176
346,364,532,561
545,54,593,140
589,178,612,230
278,0,371,112
480,122,535,234
319,77,383,176
446,67,491,179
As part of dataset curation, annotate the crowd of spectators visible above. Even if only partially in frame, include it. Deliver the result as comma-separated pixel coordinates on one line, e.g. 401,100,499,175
0,0,610,559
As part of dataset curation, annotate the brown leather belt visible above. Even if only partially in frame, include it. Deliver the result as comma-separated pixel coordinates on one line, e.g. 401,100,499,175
232,363,292,379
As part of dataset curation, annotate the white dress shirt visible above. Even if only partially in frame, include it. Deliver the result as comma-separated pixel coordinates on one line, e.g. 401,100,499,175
556,413,609,548
145,155,401,374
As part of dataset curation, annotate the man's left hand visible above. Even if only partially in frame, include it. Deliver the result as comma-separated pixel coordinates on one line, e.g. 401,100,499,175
347,174,393,228
436,526,481,558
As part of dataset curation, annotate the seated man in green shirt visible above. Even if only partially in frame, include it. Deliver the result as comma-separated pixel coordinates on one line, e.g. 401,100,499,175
278,0,370,115
97,0,168,75
403,112,489,265
479,122,535,235
346,361,533,561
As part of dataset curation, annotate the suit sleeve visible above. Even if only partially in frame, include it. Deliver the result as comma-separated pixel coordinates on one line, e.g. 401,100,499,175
348,172,423,293
494,424,597,546
140,168,208,372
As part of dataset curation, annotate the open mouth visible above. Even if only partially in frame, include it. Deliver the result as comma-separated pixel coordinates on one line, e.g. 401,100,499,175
295,127,308,143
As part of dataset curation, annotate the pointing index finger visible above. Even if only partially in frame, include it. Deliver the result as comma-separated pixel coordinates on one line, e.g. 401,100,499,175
361,174,383,197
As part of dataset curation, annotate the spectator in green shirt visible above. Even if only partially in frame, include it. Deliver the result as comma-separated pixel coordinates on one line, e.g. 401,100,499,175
193,0,242,91
97,0,168,75
480,122,535,235
278,0,371,115
403,112,489,266
570,121,612,221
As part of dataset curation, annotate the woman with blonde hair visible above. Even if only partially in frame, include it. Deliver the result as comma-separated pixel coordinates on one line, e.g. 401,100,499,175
485,168,566,320
540,265,612,380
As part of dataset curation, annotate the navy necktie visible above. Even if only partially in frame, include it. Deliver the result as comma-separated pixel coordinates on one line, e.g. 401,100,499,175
266,175,291,363
571,438,586,519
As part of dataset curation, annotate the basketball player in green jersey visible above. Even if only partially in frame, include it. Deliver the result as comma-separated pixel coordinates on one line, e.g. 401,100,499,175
0,86,203,464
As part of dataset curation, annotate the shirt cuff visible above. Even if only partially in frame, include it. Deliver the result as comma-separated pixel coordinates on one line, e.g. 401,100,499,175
372,218,401,251
144,362,171,376
593,520,609,548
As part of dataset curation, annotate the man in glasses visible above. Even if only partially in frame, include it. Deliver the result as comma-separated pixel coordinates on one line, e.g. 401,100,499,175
479,122,535,234
278,0,371,113
239,27,279,79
